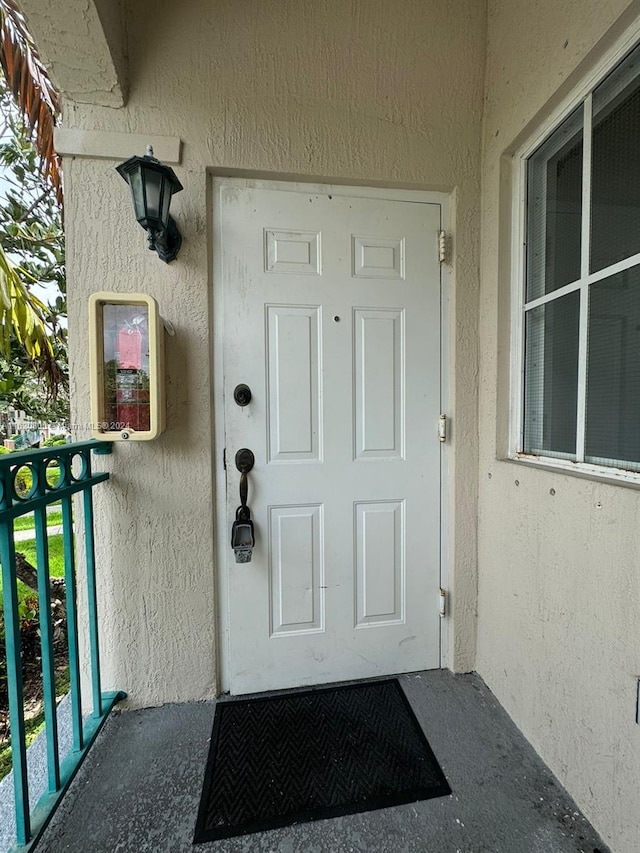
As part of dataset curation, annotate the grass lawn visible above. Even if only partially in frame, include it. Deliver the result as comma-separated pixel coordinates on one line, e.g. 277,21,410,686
17,534,65,577
0,536,68,781
0,534,65,604
13,508,63,533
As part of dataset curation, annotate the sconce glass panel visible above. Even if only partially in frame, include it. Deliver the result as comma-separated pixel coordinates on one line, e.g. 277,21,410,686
143,169,164,229
129,169,145,224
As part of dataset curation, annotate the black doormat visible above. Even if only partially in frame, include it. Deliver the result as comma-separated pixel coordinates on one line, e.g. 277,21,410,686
193,678,451,843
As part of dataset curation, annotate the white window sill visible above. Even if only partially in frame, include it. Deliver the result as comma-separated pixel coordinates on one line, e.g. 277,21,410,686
507,453,640,490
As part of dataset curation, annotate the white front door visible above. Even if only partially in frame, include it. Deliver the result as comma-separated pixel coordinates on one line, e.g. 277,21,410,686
215,179,443,695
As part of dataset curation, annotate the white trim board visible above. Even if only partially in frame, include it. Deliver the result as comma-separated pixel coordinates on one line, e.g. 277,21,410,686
54,129,182,164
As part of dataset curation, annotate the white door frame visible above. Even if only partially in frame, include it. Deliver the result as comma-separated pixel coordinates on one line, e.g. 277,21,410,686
211,176,452,694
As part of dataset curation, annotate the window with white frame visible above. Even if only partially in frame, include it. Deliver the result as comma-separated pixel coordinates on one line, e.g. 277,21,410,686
518,42,640,473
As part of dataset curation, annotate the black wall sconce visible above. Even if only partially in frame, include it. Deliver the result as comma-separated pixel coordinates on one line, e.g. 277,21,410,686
116,145,183,263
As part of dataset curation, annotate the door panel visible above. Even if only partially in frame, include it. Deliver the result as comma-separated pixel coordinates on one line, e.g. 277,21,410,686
217,181,442,694
355,500,405,625
269,503,324,635
354,308,404,459
266,305,322,462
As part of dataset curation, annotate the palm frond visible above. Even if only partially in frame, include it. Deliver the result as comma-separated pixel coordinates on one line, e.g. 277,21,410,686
0,0,62,205
0,239,61,392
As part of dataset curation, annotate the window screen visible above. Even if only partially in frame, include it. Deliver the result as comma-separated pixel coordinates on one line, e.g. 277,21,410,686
524,292,579,457
585,267,640,469
591,43,640,273
527,108,583,302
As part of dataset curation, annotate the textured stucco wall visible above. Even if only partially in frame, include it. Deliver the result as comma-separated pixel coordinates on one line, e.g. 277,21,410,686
53,0,486,709
478,2,640,851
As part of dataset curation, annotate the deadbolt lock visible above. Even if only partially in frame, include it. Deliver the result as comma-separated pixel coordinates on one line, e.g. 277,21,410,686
233,384,252,407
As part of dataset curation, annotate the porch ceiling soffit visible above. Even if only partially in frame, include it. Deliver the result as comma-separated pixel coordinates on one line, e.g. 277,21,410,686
17,0,127,107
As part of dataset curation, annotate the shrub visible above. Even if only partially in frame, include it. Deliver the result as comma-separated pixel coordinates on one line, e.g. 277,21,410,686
0,597,39,704
43,435,66,447
12,464,61,496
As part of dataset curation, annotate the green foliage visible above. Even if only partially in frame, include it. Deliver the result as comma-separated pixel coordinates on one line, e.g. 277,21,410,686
0,532,66,782
0,533,65,658
42,434,66,447
0,335,68,427
0,534,65,628
18,592,37,624
13,463,60,495
0,533,65,715
0,81,67,425
0,0,63,204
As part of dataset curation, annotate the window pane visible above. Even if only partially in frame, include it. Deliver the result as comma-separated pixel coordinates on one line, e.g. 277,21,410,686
524,291,580,457
591,44,640,273
585,266,640,469
526,108,583,301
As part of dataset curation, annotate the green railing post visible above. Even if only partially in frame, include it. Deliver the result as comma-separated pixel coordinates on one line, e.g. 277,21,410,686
0,469,30,845
0,439,125,853
82,451,102,718
61,492,83,753
33,458,60,793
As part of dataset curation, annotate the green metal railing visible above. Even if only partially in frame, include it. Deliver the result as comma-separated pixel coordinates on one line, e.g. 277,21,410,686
0,440,125,852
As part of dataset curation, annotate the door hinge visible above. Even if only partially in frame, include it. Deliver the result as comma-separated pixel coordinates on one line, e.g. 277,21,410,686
438,414,447,443
439,588,447,618
438,230,450,265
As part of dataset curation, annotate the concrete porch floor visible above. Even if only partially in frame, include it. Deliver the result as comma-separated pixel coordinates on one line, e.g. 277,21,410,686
36,671,609,853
